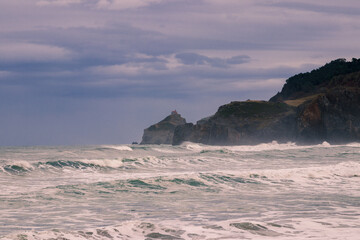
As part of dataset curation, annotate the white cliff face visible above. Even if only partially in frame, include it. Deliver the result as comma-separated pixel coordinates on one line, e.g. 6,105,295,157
140,113,186,144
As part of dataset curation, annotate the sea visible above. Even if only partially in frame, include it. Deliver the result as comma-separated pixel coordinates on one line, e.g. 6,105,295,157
0,142,359,240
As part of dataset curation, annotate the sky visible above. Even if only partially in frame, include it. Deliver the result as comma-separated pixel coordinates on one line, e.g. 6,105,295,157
1,0,360,146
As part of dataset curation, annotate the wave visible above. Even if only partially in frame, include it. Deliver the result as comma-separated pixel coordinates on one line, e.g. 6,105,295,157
137,161,360,192
0,159,141,174
3,217,359,240
179,141,360,154
152,147,181,154
53,161,359,195
213,161,360,193
257,161,360,180
2,144,360,240
0,161,34,174
122,161,360,192
2,155,359,189
95,145,133,151
0,155,173,175
345,142,360,148
1,220,277,240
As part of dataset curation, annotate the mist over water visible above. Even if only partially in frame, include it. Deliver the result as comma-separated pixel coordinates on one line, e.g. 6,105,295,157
0,142,360,239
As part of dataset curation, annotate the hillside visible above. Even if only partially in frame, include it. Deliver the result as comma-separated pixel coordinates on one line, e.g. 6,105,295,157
270,58,360,101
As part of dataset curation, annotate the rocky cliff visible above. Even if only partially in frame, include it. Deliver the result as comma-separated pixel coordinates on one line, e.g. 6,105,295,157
296,81,360,143
172,58,360,145
141,58,360,145
140,112,186,144
173,101,297,145
270,58,360,102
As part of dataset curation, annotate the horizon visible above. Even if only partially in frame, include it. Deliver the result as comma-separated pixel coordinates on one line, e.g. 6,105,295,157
1,0,360,146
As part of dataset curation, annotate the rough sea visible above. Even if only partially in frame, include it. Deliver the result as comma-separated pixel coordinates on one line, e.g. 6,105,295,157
0,142,359,240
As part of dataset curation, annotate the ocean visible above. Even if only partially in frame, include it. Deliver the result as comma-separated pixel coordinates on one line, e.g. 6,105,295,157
0,142,359,239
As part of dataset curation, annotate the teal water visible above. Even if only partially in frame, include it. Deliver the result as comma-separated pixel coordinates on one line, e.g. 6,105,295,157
0,142,359,239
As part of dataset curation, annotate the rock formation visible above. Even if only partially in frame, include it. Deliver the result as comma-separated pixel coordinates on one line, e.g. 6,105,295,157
173,101,297,145
270,58,360,102
296,84,360,143
141,58,360,145
173,58,360,145
140,111,186,144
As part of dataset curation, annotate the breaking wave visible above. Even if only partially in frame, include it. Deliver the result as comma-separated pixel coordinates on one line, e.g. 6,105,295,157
96,145,133,151
2,217,360,240
1,143,360,239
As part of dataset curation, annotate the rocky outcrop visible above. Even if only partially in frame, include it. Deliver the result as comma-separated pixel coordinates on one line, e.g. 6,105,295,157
173,61,360,145
270,58,360,102
140,112,186,144
173,101,297,145
297,88,360,143
142,59,360,146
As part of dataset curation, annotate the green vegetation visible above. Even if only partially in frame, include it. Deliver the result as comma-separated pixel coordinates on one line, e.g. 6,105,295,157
271,58,360,101
216,101,292,118
328,71,360,88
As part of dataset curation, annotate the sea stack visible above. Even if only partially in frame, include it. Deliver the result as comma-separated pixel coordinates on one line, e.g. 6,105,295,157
140,110,186,144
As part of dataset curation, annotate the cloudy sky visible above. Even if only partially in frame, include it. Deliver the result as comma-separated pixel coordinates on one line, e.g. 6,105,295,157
1,0,360,146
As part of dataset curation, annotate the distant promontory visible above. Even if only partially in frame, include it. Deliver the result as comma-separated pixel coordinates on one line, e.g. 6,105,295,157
141,110,186,144
141,58,360,145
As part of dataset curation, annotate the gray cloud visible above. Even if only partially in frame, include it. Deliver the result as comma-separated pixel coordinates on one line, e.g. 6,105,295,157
269,1,360,16
175,53,250,68
226,55,251,65
0,0,360,145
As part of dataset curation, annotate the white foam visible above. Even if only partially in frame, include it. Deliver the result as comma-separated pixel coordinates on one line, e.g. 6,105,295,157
240,161,360,193
102,145,133,151
5,217,360,240
0,161,34,173
180,141,340,153
226,141,298,152
227,141,346,152
152,148,179,153
2,144,360,240
12,161,34,170
345,142,360,148
80,159,124,168
319,141,331,147
183,142,205,151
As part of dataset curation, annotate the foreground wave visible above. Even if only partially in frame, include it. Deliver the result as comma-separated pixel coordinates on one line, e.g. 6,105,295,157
0,142,360,239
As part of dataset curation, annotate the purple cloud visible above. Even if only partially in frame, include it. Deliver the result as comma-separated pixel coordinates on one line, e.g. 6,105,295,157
0,0,359,145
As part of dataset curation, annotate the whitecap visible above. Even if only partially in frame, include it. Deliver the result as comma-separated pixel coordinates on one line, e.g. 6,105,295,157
80,159,124,168
102,145,133,151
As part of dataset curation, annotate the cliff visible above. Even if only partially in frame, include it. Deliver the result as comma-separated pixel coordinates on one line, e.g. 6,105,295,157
172,58,360,145
140,112,186,144
296,76,360,143
141,58,360,145
173,101,297,145
270,58,360,102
